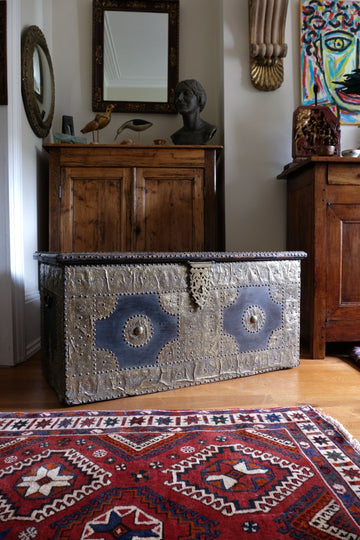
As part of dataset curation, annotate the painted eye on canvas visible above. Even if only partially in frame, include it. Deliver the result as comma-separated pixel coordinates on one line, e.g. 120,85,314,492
324,35,352,52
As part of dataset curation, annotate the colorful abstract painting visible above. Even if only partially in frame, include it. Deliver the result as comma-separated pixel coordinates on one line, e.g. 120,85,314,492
301,0,360,124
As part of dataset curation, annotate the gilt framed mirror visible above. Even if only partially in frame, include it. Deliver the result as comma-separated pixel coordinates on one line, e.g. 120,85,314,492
21,25,55,138
92,0,179,114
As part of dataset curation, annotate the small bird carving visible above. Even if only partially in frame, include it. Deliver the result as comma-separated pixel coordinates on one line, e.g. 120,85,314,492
114,119,153,144
81,104,115,142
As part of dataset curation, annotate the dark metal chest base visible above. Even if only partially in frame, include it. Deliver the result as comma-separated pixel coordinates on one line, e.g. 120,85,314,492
35,251,305,405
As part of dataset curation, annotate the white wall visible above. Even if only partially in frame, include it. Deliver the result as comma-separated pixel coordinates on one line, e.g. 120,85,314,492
0,100,13,363
0,0,23,365
21,1,53,359
0,0,52,365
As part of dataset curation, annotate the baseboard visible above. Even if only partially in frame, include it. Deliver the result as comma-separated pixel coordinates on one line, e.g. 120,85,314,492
26,337,41,360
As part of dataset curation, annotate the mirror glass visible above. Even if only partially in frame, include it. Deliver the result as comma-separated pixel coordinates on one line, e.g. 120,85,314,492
21,26,55,138
93,0,179,114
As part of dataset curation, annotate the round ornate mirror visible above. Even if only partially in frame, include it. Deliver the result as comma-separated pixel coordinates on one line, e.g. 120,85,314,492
21,25,55,138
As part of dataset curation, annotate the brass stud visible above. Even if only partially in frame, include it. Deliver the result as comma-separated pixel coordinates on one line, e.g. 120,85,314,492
133,325,144,336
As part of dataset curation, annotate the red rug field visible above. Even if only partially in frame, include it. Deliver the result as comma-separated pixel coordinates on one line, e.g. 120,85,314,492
0,405,359,538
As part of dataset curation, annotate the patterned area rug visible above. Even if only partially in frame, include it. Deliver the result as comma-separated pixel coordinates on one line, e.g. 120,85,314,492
0,406,359,539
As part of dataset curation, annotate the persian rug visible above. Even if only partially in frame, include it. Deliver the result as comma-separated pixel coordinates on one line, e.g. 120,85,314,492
0,406,359,539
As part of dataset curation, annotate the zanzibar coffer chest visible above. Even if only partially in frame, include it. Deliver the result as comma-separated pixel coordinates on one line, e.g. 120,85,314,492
35,251,305,405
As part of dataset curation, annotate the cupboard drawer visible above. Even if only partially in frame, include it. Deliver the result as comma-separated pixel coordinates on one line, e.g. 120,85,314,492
328,162,360,185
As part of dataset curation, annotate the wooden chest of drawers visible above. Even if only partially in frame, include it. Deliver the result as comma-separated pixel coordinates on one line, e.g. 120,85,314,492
279,157,360,358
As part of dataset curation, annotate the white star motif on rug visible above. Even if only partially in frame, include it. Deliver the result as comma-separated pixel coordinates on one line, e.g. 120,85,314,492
206,461,269,489
17,465,74,497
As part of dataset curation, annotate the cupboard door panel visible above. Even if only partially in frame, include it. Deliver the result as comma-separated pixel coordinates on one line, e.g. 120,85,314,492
327,203,360,322
46,145,223,253
61,167,132,252
135,168,204,251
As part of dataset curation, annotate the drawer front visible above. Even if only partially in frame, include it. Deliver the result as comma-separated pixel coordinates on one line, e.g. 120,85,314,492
328,163,360,185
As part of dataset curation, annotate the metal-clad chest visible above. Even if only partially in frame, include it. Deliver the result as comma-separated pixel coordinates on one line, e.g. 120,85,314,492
35,251,305,405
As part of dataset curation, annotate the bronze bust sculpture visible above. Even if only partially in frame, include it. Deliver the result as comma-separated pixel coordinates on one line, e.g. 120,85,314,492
171,79,217,145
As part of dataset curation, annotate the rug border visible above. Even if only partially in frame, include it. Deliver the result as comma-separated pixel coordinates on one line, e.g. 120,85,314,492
0,405,359,454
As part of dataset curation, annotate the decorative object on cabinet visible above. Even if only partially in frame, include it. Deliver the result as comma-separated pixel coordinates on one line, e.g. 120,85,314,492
301,0,360,125
278,156,360,359
0,1,7,106
171,80,217,145
342,148,360,158
53,133,87,144
34,250,303,405
248,0,288,91
92,0,179,114
292,86,341,158
80,104,114,143
114,118,153,143
44,144,224,253
62,115,74,136
21,25,55,138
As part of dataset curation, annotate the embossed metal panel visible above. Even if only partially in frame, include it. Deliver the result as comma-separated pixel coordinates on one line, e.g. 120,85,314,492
36,251,305,405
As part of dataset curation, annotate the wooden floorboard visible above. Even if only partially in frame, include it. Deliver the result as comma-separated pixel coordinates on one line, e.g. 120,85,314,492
1,349,360,441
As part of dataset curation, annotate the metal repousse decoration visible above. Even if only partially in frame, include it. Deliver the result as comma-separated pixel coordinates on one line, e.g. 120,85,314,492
248,0,289,91
36,251,305,405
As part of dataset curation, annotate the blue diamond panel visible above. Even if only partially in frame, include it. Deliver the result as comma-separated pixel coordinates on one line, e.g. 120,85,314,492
95,294,178,369
223,286,283,352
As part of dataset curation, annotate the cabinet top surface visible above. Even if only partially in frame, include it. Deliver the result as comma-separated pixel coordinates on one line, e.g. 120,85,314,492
43,143,223,151
278,156,360,178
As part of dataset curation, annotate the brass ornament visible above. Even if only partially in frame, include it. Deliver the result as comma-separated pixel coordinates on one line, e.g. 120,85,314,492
248,0,288,91
123,315,154,347
243,305,266,333
249,58,284,92
189,262,212,309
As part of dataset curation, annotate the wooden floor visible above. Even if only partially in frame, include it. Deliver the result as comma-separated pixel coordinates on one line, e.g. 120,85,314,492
1,347,360,441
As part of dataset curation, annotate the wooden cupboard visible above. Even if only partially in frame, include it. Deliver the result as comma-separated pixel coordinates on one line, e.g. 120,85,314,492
44,144,224,253
278,157,360,358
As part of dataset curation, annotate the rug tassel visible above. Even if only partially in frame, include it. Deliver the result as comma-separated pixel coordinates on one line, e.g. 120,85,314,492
316,407,360,453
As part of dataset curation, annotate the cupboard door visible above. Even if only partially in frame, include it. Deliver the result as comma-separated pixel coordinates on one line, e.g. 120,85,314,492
326,203,360,340
134,168,204,251
60,167,133,252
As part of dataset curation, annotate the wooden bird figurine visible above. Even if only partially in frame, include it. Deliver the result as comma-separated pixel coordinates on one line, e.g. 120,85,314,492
114,118,153,144
81,104,115,143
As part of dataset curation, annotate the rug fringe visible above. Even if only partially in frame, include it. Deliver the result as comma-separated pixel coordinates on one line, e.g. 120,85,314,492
315,407,360,454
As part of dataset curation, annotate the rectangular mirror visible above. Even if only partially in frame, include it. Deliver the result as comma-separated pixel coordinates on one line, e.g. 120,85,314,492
92,0,179,114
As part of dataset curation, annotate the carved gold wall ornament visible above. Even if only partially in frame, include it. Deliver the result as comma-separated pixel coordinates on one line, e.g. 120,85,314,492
248,0,288,91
